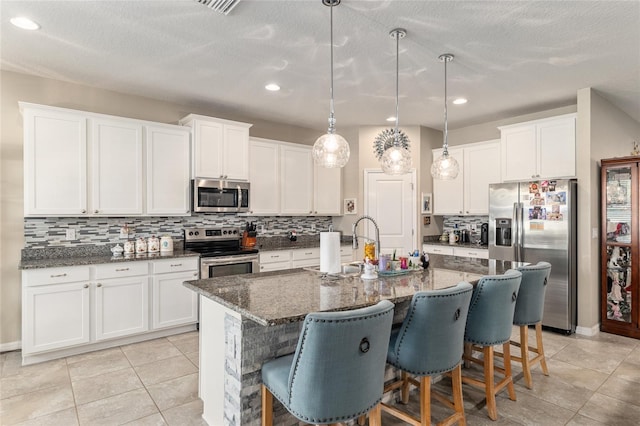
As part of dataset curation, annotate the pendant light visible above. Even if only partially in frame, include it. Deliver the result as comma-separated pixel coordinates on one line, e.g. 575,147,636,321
380,28,412,175
430,53,460,180
312,0,350,169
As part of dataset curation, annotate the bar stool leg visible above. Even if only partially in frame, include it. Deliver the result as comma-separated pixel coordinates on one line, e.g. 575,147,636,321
368,403,382,426
503,342,516,401
451,364,466,426
483,346,498,421
520,325,533,389
401,371,410,404
261,384,273,426
420,376,431,426
536,322,549,376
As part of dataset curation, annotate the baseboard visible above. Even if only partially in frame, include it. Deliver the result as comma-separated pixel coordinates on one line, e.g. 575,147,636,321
0,340,22,353
575,323,600,336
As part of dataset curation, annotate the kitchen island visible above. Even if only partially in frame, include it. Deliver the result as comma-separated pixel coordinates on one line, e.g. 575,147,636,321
183,255,525,426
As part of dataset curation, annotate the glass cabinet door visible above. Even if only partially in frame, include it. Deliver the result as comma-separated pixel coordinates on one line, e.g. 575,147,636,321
604,166,633,323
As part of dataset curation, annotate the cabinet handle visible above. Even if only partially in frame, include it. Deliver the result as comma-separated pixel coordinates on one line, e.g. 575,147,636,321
466,211,469,214
97,283,102,287
81,209,86,214
224,175,228,179
84,284,89,288
115,268,129,272
272,255,279,258
193,273,198,277
305,252,313,255
50,273,67,278
170,263,182,267
94,210,99,214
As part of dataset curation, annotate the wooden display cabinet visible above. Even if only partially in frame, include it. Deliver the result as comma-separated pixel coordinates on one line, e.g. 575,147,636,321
601,156,639,338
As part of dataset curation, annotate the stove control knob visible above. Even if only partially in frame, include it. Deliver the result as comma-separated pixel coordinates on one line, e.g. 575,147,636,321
223,230,228,235
233,230,238,234
188,232,193,236
194,231,199,236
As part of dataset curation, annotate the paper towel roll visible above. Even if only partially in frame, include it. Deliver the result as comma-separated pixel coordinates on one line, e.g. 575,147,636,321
320,232,341,274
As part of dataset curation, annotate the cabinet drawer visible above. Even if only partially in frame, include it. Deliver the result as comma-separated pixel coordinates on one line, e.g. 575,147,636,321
152,257,199,274
259,261,291,272
95,261,149,279
453,247,489,259
23,266,90,287
260,251,292,264
292,248,320,261
422,245,455,256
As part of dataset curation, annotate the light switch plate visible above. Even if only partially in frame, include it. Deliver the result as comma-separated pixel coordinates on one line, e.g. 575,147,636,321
65,229,76,240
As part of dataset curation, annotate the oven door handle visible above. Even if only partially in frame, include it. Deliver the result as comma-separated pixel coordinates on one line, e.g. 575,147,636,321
201,254,259,266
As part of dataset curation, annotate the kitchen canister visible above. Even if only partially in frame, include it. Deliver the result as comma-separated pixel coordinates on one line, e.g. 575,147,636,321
123,240,135,254
147,236,159,253
135,237,147,254
160,235,173,253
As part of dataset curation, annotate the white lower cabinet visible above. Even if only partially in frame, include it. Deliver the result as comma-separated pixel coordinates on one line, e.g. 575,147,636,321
423,244,455,256
423,244,488,259
259,250,292,272
21,256,199,364
260,246,353,272
23,278,91,354
151,258,199,330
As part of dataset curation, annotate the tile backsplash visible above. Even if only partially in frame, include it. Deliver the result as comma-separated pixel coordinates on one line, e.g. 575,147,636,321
442,215,489,243
24,214,333,249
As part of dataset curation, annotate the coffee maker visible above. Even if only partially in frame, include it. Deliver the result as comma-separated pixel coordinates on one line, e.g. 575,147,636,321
480,223,489,245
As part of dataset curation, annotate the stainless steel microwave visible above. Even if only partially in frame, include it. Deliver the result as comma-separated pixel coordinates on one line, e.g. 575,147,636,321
192,178,250,213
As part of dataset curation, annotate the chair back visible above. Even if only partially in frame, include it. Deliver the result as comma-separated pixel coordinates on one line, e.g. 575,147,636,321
388,282,473,375
514,262,552,325
287,300,394,423
465,270,522,346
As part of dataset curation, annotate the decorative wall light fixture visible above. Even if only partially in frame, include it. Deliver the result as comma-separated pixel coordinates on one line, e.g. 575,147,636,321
377,28,411,175
312,0,350,168
430,54,460,180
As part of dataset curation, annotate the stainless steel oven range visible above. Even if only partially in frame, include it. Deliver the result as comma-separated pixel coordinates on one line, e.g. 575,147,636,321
184,227,259,279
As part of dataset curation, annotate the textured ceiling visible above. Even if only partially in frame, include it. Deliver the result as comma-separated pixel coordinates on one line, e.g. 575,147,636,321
2,0,639,131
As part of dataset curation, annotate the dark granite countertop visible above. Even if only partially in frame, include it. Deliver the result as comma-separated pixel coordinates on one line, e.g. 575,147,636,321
183,254,526,326
19,249,199,270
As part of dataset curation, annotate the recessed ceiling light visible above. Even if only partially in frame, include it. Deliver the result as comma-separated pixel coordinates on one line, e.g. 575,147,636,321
265,83,280,92
386,116,396,122
453,98,468,105
10,16,40,30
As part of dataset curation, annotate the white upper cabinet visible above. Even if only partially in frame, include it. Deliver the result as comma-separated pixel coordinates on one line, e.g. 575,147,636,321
248,138,280,215
500,113,576,181
22,105,87,216
21,102,192,217
432,147,464,215
90,118,144,216
314,163,342,215
432,140,500,216
280,144,314,215
146,125,191,216
463,141,501,215
248,137,342,216
179,114,252,181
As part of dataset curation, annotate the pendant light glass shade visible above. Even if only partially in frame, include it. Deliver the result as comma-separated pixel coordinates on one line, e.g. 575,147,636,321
431,53,459,180
312,0,350,169
381,28,411,175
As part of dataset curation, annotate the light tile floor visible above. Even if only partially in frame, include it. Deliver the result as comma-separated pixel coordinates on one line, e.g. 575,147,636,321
1,329,639,425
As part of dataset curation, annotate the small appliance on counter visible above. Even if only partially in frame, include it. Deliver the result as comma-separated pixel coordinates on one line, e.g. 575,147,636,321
147,236,160,253
242,222,257,249
480,223,489,245
160,235,174,252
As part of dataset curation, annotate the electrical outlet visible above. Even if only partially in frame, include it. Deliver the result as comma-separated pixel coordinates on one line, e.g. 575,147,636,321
311,223,316,231
65,229,76,240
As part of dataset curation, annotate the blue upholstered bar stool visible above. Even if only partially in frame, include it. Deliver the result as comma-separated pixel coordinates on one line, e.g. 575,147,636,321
511,262,552,389
261,300,394,426
461,270,522,421
382,282,474,426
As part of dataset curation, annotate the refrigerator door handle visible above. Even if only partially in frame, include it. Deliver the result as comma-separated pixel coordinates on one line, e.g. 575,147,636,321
513,202,519,262
517,202,524,262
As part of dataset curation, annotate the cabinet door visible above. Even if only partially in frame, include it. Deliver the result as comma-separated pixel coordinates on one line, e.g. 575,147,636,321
500,124,537,181
23,107,87,216
152,270,199,330
95,277,149,341
314,164,342,215
193,120,223,178
280,144,314,215
146,125,191,216
249,139,280,215
538,116,576,178
23,282,90,354
223,125,250,180
90,118,143,215
464,141,501,215
433,148,464,215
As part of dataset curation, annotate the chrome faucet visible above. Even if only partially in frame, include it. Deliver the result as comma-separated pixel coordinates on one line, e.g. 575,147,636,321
352,215,381,260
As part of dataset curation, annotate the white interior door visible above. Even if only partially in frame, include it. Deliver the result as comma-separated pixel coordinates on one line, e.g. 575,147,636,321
364,169,416,257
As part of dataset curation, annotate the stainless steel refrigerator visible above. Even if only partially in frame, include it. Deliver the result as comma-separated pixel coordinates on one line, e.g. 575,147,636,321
489,179,577,333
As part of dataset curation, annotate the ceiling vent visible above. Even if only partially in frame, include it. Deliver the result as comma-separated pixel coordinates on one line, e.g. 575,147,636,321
195,0,241,15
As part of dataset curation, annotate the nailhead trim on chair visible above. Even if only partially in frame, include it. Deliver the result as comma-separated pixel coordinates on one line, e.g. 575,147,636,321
389,289,470,376
281,307,394,424
465,273,519,346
